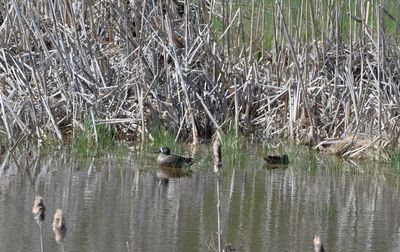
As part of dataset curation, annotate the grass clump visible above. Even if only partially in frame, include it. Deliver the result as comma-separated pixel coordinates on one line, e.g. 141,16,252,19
74,122,96,156
147,125,181,153
39,137,62,156
212,17,224,42
222,128,246,166
389,150,400,172
73,121,123,157
307,150,318,173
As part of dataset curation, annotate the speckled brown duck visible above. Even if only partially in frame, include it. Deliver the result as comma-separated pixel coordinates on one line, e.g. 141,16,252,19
157,146,193,168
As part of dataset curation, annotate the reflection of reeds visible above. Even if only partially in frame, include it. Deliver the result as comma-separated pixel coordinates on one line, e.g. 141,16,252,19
32,196,45,252
53,209,67,244
156,167,188,179
216,175,222,252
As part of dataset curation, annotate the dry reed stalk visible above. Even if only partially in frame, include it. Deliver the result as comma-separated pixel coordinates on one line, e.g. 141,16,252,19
233,76,239,138
248,0,255,63
333,0,340,122
376,3,382,136
164,15,198,144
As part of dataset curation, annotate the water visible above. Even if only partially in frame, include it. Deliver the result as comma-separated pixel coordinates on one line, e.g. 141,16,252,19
0,146,399,251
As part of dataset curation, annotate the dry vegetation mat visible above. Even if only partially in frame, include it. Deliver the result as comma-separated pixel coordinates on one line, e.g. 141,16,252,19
0,0,399,157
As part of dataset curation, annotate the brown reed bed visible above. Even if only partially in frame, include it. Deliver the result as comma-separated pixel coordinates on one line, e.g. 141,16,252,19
0,1,399,157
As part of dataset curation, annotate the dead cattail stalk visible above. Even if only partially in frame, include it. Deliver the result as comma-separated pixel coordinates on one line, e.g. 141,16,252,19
91,109,98,146
213,138,222,173
234,77,239,139
376,3,382,136
53,208,67,244
32,196,46,223
313,235,325,252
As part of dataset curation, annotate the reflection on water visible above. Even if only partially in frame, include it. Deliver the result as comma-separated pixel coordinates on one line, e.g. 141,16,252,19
155,167,190,180
0,148,400,251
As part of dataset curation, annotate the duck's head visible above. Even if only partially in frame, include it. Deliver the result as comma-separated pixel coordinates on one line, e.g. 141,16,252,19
159,146,171,155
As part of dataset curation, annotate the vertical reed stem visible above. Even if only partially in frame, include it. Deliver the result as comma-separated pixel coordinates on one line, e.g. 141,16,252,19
90,109,98,146
234,77,239,138
216,174,222,252
376,3,381,135
39,224,44,252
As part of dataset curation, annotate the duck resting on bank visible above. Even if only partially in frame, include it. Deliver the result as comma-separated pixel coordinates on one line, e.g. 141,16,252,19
157,146,193,168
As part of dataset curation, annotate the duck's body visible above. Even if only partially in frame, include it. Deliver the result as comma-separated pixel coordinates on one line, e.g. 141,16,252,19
264,154,289,165
157,146,193,168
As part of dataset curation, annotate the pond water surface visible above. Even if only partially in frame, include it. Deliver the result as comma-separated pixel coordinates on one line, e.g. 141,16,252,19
0,145,400,251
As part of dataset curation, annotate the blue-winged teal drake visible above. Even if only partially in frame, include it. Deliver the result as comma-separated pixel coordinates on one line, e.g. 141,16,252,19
264,154,289,165
157,146,193,168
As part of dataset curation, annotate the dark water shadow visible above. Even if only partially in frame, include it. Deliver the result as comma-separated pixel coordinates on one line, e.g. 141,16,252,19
262,163,289,169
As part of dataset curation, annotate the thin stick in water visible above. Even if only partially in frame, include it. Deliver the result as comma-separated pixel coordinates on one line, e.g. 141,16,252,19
32,196,45,252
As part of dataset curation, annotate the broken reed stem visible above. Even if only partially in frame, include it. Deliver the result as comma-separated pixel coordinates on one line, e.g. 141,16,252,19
376,3,382,136
333,0,340,131
139,87,145,143
234,77,239,139
53,208,67,245
213,138,222,173
91,109,98,146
